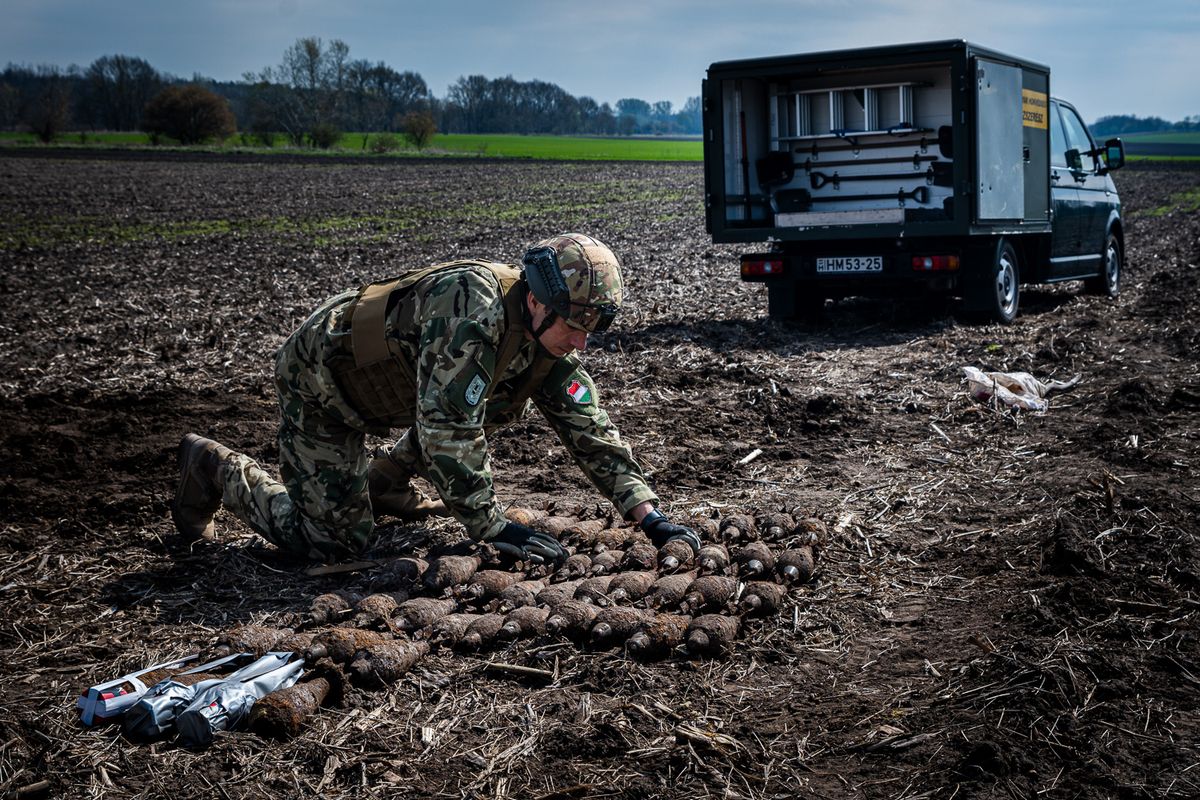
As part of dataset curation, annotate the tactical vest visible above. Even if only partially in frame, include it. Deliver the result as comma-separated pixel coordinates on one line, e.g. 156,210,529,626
332,260,556,428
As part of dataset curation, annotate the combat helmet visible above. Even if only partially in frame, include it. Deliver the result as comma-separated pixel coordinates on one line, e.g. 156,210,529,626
522,233,622,334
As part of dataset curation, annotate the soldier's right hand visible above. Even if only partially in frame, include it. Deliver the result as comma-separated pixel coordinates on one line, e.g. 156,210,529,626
492,522,568,566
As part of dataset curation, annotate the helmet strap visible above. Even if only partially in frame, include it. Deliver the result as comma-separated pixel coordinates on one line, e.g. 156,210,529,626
522,286,560,346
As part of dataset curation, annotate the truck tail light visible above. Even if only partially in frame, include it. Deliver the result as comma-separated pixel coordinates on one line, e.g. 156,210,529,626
912,255,960,271
741,257,785,277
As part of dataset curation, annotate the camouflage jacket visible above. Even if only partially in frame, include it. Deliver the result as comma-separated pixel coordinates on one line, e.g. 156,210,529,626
336,262,657,539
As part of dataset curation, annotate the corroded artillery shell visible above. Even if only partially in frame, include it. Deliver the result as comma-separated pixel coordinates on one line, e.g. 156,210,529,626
497,605,551,641
759,513,795,542
733,541,776,578
697,543,730,575
353,592,406,629
686,615,740,657
350,640,430,688
563,518,609,548
426,613,478,647
534,579,584,608
423,555,481,592
504,507,547,527
212,624,294,658
275,631,315,655
588,551,621,575
309,591,362,625
645,571,698,610
739,582,788,616
574,575,616,605
658,539,696,572
620,543,658,573
370,558,429,592
456,613,506,652
497,580,547,611
607,570,657,604
545,599,600,639
680,576,739,615
777,546,816,584
792,517,828,550
463,570,522,602
394,598,458,632
250,673,340,740
627,613,692,660
720,514,758,543
306,628,391,663
533,516,578,536
553,553,593,581
590,606,652,647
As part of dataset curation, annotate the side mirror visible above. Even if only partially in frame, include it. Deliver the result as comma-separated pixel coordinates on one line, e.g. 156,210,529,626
1102,137,1125,172
1066,148,1083,171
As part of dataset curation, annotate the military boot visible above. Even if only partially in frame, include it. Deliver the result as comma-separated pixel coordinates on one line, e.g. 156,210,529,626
367,449,448,521
171,433,234,541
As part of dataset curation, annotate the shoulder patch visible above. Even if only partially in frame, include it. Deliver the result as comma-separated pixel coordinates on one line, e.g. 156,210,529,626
465,374,487,407
566,379,592,405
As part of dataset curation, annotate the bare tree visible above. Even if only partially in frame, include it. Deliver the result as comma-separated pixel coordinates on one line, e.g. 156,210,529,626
82,55,162,130
26,66,72,142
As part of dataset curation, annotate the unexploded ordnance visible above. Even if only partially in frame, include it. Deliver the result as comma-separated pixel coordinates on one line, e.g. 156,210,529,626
212,625,294,658
646,571,698,610
497,605,551,641
370,557,429,591
275,631,316,655
534,578,584,608
626,613,692,660
497,580,547,611
249,667,344,739
426,613,477,647
353,592,406,629
620,543,658,573
394,598,458,632
697,543,730,575
455,613,506,652
545,599,600,639
588,551,621,575
759,512,795,542
680,576,739,614
777,546,816,584
739,582,788,615
658,538,696,572
563,518,609,548
590,606,652,646
422,555,482,592
720,513,757,543
308,591,362,625
534,515,577,536
463,569,522,602
733,541,775,578
554,553,593,581
686,614,740,657
505,507,547,527
793,517,828,550
350,640,430,688
606,570,657,604
306,628,391,663
574,575,616,605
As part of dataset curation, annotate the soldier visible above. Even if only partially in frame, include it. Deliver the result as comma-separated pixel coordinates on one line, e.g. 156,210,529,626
171,233,700,565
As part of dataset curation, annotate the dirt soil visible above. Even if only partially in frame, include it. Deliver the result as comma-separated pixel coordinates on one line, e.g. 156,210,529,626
0,153,1197,799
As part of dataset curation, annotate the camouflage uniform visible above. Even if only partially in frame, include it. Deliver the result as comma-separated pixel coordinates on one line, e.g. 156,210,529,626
218,256,657,562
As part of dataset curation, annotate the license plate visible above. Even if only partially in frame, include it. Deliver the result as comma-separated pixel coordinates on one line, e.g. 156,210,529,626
816,256,883,273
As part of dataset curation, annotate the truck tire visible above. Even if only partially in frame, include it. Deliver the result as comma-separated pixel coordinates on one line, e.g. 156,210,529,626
1083,233,1121,298
965,238,1020,324
768,283,826,322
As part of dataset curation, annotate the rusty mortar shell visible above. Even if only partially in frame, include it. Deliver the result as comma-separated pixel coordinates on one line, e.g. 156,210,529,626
777,546,816,584
249,669,344,740
394,597,458,632
686,614,741,657
275,631,315,655
739,582,789,616
733,541,776,578
212,624,294,658
590,606,652,647
759,512,796,542
697,543,730,575
691,517,720,540
497,605,551,641
463,569,522,602
574,575,616,606
350,640,430,688
606,570,657,604
353,592,406,629
504,507,547,527
680,575,739,615
497,579,547,612
534,515,578,536
369,557,429,592
422,555,482,592
719,513,758,544
563,518,609,548
306,628,392,663
553,553,593,581
792,517,828,550
426,612,478,648
646,571,698,610
626,613,692,661
533,578,584,609
588,551,621,576
620,543,658,573
308,591,362,625
658,538,696,573
545,599,600,639
455,613,506,652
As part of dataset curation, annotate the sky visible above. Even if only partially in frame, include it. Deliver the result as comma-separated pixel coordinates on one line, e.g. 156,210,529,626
3,0,1197,123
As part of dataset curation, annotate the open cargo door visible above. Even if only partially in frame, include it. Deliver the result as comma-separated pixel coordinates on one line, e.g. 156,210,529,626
974,58,1025,221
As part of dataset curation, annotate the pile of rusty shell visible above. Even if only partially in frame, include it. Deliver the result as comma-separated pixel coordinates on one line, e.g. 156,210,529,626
739,582,789,616
594,526,653,553
308,591,362,625
306,628,392,663
777,546,816,584
455,613,506,652
545,599,600,639
720,514,757,544
759,513,795,542
353,592,406,629
562,518,608,548
680,576,739,615
620,543,658,573
792,517,828,550
533,578,584,609
249,668,344,740
691,518,720,540
606,571,657,604
394,598,458,632
733,542,775,578
350,640,430,688
369,557,429,592
496,606,551,641
532,515,578,537
590,606,652,647
504,507,546,527
626,613,692,661
645,571,698,610
658,539,696,572
497,580,547,612
553,553,593,581
462,570,521,602
686,615,740,657
587,551,621,576
574,575,616,605
211,625,295,658
275,631,316,655
422,555,481,593
425,612,478,648
697,543,730,575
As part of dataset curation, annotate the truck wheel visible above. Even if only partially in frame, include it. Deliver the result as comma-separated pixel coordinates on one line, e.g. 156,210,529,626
966,239,1020,324
768,283,825,322
1083,233,1121,298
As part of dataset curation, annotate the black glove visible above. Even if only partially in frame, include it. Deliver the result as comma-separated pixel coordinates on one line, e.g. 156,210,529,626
640,510,701,556
492,522,568,566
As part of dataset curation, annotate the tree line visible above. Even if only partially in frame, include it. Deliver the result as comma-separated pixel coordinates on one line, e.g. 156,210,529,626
0,37,702,147
1090,114,1200,137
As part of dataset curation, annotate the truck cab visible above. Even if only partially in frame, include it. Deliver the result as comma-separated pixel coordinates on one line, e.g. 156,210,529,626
702,40,1125,323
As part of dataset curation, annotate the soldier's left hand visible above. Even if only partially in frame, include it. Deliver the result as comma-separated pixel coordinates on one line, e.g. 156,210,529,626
492,522,568,566
640,510,701,556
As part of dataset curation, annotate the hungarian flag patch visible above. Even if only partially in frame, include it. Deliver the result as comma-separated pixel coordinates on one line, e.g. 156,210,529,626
566,379,591,404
